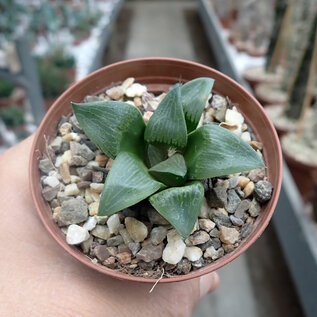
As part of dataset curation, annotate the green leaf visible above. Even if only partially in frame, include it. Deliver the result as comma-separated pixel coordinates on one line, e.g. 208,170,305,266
181,78,214,132
184,124,265,180
146,144,168,168
149,153,187,186
144,85,187,148
72,101,145,159
98,152,165,216
149,182,204,238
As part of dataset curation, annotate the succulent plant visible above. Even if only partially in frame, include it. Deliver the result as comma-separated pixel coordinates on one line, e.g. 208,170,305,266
0,78,14,98
72,78,264,238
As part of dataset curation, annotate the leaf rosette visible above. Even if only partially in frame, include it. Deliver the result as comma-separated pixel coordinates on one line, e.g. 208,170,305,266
72,78,264,238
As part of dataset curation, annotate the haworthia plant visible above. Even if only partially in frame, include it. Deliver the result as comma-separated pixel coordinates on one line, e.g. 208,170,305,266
72,78,264,238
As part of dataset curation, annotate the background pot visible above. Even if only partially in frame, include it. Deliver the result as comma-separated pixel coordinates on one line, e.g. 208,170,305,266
29,58,283,284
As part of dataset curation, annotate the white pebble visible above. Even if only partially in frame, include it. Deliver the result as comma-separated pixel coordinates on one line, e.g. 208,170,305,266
62,150,72,164
162,238,186,265
241,131,251,142
65,183,80,196
199,198,211,218
125,217,148,242
83,217,97,231
43,176,60,188
107,214,121,234
225,108,244,126
143,111,153,123
184,246,203,262
125,83,147,97
90,183,104,193
70,175,81,183
66,224,90,245
55,156,63,168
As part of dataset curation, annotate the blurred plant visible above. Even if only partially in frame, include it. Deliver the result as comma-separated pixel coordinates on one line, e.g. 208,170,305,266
48,47,75,69
0,104,25,127
0,78,15,98
37,59,70,98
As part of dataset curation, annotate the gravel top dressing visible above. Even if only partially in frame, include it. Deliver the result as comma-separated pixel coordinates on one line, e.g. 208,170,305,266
38,78,273,278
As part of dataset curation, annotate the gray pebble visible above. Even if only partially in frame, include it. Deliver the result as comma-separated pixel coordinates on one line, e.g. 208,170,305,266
76,167,92,181
42,186,59,201
147,208,169,225
77,181,91,190
60,142,70,153
136,243,164,262
92,171,104,183
70,141,95,161
211,237,222,249
150,226,167,245
226,189,241,213
138,260,155,270
39,158,55,174
228,176,239,189
128,242,141,256
210,210,232,227
199,239,214,251
191,257,205,268
248,168,265,183
59,197,88,226
81,235,93,254
241,223,253,238
94,245,111,262
248,198,261,217
188,231,210,245
70,155,88,167
176,259,192,274
254,180,273,203
81,139,98,152
230,215,244,226
234,199,250,218
51,136,63,152
107,235,124,247
207,185,227,208
69,115,83,133
209,228,220,238
211,95,227,122
118,244,130,253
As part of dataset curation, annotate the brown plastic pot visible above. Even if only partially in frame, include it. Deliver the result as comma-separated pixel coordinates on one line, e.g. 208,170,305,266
29,58,283,284
282,137,317,202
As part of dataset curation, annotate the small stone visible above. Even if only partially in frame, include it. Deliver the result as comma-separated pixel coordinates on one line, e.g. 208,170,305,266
176,259,192,274
64,183,80,196
226,189,241,213
51,199,60,209
81,235,93,254
94,245,111,262
52,206,61,223
70,141,95,161
107,214,121,235
207,184,227,208
241,132,251,142
198,219,215,232
77,167,92,181
90,183,104,193
91,225,111,240
139,261,156,270
42,186,59,201
77,181,91,190
188,231,210,245
118,244,130,253
209,228,220,238
39,158,55,174
143,111,153,123
66,224,89,245
254,180,273,203
236,188,245,198
238,176,250,188
228,176,239,189
125,217,148,242
241,222,253,238
106,247,118,256
199,239,213,251
191,220,200,234
199,198,211,218
211,95,227,122
210,209,232,227
211,237,221,249
61,150,72,165
219,226,240,244
192,257,205,268
234,199,251,218
125,83,147,97
103,256,116,268
119,228,132,245
244,181,255,198
69,115,82,133
204,246,224,260
162,238,186,265
105,158,114,170
69,155,88,167
51,137,63,152
225,108,244,126
95,215,108,224
83,216,97,231
121,77,135,92
117,252,132,265
106,86,123,100
248,169,266,183
128,242,141,256
107,235,124,247
96,154,108,167
92,171,103,183
70,175,81,183
136,243,164,262
59,197,88,225
59,162,71,184
57,191,72,204
223,244,235,253
147,208,169,225
248,198,261,217
59,122,72,136
184,246,203,262
150,226,167,245
134,96,142,108
230,215,244,226
88,201,99,216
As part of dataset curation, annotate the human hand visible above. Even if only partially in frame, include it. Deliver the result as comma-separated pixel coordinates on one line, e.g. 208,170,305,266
0,136,219,317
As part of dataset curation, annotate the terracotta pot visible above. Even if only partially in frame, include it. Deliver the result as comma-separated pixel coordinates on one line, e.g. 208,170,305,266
282,141,317,202
64,68,76,83
29,58,283,284
44,98,56,111
254,83,288,107
0,94,25,109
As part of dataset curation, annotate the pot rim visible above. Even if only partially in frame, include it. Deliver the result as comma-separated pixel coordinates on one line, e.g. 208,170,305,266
29,57,283,283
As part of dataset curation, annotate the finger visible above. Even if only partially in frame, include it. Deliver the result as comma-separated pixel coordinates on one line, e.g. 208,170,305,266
199,272,219,298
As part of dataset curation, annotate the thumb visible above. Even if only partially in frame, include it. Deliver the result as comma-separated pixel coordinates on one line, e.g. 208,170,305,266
199,272,219,298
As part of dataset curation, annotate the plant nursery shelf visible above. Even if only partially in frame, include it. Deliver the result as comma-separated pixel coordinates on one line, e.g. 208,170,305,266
198,0,317,316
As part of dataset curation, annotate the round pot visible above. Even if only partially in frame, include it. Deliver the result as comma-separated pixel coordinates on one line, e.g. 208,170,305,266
243,66,282,91
254,82,288,107
0,93,25,109
29,58,283,283
282,136,317,202
44,98,56,111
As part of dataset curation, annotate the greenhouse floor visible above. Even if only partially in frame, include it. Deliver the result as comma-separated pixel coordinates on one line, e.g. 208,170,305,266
103,1,304,316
